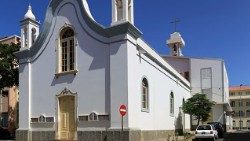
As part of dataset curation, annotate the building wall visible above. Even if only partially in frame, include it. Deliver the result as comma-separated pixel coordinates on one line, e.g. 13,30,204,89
0,36,20,132
127,39,190,130
19,1,110,130
229,87,250,129
17,0,191,140
164,56,231,129
0,36,20,45
190,58,224,102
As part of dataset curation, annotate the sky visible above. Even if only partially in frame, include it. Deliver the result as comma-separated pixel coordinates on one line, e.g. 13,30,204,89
0,0,250,86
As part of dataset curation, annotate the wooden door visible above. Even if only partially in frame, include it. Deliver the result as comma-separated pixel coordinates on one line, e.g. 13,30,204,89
58,96,76,140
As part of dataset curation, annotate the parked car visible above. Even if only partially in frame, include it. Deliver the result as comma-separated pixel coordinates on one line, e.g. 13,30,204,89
195,124,218,141
207,122,224,138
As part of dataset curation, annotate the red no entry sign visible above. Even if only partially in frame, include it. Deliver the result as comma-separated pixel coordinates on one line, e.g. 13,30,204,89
119,105,127,116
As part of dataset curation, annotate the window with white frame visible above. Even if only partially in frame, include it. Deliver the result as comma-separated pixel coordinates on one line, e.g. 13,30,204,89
170,92,174,115
141,78,149,111
59,27,75,73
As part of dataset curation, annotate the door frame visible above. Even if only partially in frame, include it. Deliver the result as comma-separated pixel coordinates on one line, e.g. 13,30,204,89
55,88,77,140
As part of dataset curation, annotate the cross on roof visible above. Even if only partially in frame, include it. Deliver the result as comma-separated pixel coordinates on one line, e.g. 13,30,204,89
170,18,180,32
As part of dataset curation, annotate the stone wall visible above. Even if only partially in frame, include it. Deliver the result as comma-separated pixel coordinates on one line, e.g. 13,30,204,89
16,129,175,141
16,130,55,141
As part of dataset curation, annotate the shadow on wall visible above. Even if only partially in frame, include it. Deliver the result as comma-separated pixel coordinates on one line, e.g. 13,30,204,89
51,74,76,86
175,108,183,136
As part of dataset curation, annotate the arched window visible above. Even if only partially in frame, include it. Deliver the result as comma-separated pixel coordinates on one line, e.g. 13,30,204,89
23,27,28,47
89,112,98,121
39,115,45,123
116,0,123,21
170,92,174,115
59,27,75,72
32,28,37,44
141,78,149,111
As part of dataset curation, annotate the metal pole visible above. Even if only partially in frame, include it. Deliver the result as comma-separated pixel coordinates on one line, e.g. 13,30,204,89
121,116,124,141
122,116,124,131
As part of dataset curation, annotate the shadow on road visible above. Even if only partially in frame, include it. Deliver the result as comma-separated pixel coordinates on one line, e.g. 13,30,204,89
223,132,250,141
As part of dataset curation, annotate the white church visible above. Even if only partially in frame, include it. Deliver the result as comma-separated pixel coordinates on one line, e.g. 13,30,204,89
15,0,191,141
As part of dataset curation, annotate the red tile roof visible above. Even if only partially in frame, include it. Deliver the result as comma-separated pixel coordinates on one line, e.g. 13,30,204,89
229,85,250,91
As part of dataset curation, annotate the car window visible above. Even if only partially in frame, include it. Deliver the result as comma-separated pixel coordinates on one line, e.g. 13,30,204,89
197,125,211,130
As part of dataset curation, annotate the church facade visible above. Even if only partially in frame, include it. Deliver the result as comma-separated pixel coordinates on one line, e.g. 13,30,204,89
15,0,191,141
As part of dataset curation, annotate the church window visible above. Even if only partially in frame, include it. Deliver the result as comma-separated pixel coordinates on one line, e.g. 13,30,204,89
23,28,28,47
89,112,98,121
39,115,45,122
31,28,36,44
170,92,174,116
141,78,149,111
59,27,75,73
116,0,123,21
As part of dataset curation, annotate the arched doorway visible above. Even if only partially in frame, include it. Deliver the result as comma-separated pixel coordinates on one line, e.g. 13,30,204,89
56,88,77,140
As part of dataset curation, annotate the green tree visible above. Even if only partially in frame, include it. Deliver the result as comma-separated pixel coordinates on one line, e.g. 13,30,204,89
0,43,19,90
182,93,214,126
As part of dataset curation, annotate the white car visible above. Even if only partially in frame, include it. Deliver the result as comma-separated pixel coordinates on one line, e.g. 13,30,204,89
195,124,218,141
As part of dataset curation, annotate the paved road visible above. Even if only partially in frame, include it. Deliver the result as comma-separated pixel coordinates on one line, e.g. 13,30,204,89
223,131,250,141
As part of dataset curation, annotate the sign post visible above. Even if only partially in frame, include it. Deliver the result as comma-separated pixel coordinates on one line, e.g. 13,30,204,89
119,104,127,131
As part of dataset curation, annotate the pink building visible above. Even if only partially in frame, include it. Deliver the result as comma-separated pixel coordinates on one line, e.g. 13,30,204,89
0,35,20,133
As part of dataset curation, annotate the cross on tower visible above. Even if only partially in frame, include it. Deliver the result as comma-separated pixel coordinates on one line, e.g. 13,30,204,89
170,18,180,32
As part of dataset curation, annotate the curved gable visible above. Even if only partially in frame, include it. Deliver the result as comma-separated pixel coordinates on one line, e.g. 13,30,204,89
15,0,142,62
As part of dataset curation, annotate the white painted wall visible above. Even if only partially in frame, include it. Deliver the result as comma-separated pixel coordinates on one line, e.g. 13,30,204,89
190,58,224,103
19,1,111,130
127,38,190,130
19,0,191,132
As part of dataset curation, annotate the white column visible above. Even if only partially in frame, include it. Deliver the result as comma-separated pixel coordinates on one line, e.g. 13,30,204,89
123,0,128,21
18,63,31,130
112,0,117,24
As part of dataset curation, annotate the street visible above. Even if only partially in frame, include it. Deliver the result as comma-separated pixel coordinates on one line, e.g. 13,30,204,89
223,131,250,141
193,131,250,141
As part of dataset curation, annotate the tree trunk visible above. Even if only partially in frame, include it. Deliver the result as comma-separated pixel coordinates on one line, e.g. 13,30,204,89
197,116,200,126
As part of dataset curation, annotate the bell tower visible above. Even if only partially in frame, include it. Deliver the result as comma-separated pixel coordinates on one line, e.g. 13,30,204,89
111,0,134,25
167,32,185,57
20,4,40,48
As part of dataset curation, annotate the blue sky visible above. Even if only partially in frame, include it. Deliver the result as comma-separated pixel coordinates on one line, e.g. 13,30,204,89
0,0,250,86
